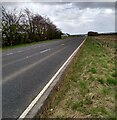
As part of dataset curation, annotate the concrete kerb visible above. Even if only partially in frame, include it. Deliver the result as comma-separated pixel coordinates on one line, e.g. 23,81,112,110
18,36,87,119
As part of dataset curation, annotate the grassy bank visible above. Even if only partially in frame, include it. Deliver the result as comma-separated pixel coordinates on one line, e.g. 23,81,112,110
41,35,116,118
2,40,54,51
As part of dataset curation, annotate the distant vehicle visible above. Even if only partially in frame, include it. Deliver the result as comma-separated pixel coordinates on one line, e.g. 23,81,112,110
61,33,70,38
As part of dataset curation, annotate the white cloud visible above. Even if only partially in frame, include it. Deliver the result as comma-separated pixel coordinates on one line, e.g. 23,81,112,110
1,2,115,34
105,9,113,14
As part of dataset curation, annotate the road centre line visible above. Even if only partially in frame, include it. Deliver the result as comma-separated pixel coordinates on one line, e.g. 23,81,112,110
61,44,64,45
2,47,66,85
40,49,50,53
3,45,65,68
3,48,51,68
6,53,13,55
18,51,22,53
4,46,42,56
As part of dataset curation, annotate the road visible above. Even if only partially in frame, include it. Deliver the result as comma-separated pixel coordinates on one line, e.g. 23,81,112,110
2,36,85,118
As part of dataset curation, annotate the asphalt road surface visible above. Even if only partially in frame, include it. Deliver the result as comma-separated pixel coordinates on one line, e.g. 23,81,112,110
2,36,85,118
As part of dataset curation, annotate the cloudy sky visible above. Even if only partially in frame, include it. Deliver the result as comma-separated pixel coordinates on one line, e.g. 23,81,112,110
1,2,116,34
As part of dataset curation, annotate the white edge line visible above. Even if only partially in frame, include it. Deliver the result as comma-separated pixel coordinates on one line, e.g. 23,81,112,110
18,37,87,119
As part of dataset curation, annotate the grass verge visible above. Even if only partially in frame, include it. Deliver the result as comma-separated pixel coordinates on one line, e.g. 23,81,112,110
2,38,63,51
40,35,116,118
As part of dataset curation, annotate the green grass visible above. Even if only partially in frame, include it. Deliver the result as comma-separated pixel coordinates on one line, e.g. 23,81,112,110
88,107,108,117
2,38,63,51
107,77,117,85
102,87,112,95
111,72,117,77
79,81,87,90
40,35,116,118
72,101,84,112
89,67,97,74
97,78,105,84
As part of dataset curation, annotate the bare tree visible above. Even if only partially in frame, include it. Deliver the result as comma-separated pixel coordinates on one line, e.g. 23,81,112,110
2,6,23,46
2,7,62,47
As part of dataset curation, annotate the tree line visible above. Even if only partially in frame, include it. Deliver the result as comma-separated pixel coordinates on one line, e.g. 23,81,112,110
2,7,62,47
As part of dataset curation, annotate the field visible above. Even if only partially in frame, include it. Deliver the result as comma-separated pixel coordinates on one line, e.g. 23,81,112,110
40,35,116,118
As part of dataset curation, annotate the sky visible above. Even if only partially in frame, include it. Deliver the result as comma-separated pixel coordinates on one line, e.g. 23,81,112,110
1,2,116,35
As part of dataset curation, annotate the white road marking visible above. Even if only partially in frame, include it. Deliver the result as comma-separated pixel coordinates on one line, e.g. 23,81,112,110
18,51,22,53
4,45,42,56
40,49,50,53
6,53,13,55
2,47,66,85
33,46,40,49
18,37,87,119
61,44,64,45
3,48,49,67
